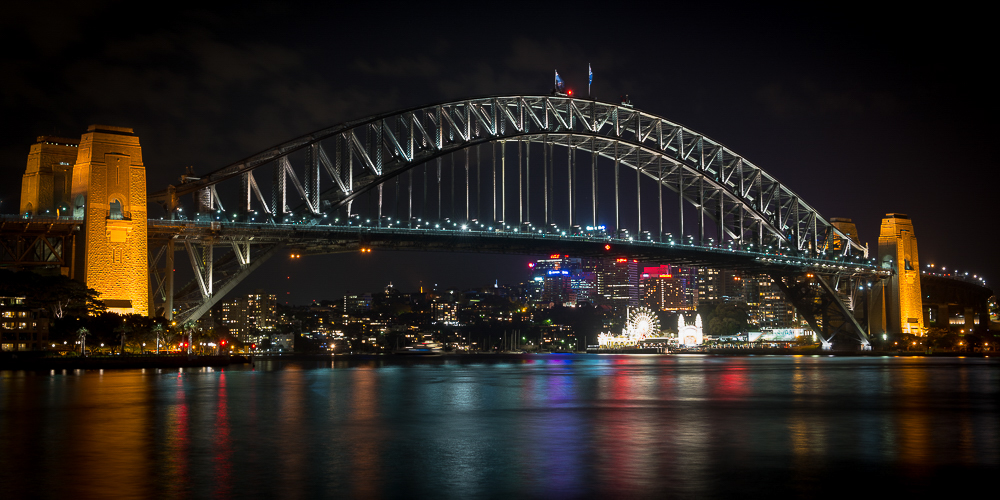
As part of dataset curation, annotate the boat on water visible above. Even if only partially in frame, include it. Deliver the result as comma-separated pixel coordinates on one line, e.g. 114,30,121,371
392,342,443,355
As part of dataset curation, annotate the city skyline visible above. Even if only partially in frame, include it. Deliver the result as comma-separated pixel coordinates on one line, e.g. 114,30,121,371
1,2,996,300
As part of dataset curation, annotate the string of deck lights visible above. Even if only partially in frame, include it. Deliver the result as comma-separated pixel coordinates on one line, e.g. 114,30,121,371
922,263,988,287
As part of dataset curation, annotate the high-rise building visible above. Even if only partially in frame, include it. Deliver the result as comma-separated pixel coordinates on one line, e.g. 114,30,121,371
744,274,797,330
344,293,373,315
220,290,277,343
640,265,696,311
697,268,744,304
0,296,49,351
432,301,458,324
597,258,638,312
875,213,924,335
531,255,596,306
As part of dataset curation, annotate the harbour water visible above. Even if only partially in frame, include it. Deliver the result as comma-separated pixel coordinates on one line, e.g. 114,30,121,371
2,354,997,499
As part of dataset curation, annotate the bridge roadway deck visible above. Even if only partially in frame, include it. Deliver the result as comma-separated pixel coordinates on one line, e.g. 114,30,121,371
147,219,880,276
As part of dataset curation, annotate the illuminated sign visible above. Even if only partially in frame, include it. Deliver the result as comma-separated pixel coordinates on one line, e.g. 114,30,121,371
550,254,561,259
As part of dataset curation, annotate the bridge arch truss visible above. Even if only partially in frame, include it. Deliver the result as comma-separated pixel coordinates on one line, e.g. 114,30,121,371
153,95,865,257
147,96,874,348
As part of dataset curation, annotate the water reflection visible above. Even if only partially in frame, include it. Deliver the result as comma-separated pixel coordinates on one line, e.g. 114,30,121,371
1,356,997,498
350,366,381,498
212,371,232,499
163,373,189,499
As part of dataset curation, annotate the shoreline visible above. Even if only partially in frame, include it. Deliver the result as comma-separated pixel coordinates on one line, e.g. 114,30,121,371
3,349,994,371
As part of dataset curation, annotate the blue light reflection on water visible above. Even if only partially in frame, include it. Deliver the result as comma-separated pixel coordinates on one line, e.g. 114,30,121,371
1,355,998,499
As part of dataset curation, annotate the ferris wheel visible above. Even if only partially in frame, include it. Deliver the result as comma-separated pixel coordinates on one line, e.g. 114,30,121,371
624,307,660,340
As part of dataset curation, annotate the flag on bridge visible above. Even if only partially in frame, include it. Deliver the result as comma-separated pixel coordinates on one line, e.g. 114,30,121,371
555,70,565,92
588,63,593,95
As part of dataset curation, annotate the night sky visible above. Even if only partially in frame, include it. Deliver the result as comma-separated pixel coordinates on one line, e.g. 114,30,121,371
2,1,996,303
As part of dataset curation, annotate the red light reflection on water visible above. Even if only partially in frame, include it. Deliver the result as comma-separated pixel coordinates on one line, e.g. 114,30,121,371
212,371,232,498
713,364,751,398
593,360,661,494
164,373,190,498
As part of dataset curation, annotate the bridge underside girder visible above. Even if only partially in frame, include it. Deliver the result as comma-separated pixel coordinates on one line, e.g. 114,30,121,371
149,219,879,324
772,272,872,350
0,218,79,277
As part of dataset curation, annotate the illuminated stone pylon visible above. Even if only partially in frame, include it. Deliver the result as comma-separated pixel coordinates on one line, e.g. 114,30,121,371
70,125,149,315
874,213,923,336
829,217,861,253
19,136,79,216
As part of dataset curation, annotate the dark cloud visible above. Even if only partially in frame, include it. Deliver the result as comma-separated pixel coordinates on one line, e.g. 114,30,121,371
755,80,901,119
355,56,441,78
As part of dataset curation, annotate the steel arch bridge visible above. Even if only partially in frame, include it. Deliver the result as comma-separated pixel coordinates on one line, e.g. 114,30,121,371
146,95,878,348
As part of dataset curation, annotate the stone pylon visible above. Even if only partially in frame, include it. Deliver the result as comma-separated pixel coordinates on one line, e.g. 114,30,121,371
70,125,148,316
874,213,923,336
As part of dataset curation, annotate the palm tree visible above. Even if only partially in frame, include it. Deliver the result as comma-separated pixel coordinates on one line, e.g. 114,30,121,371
76,327,89,356
114,320,132,355
151,323,167,355
184,320,197,355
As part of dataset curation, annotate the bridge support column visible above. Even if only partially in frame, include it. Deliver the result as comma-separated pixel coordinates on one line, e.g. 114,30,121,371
591,137,597,228
614,142,619,232
165,239,174,320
